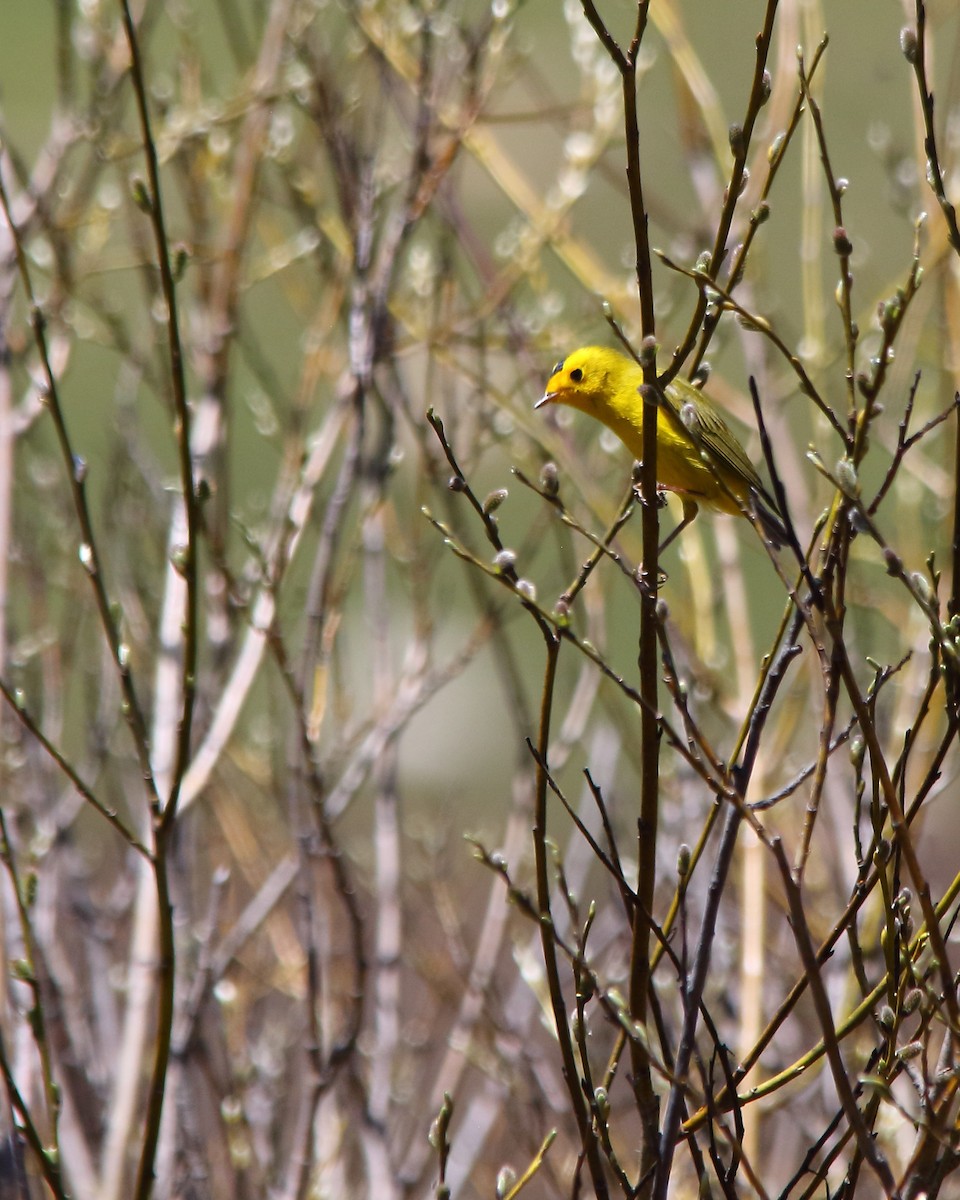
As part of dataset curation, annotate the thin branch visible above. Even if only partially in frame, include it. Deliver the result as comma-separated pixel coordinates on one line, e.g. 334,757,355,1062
772,839,900,1198
119,0,199,825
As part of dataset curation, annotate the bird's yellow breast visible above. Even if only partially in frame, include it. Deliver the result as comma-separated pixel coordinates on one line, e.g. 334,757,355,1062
540,346,755,515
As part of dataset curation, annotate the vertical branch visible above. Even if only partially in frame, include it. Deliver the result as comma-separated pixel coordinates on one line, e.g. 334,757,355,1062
0,1022,66,1200
0,810,65,1193
794,641,842,877
0,249,12,708
672,0,781,375
118,0,198,823
0,129,174,1200
906,0,960,623
365,492,401,1198
117,5,200,1198
531,634,610,1199
579,3,660,1180
907,0,960,256
190,0,294,663
798,51,857,416
950,344,960,667
715,521,766,1163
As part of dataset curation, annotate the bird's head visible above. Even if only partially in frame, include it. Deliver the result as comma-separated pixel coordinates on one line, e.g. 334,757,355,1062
535,346,632,418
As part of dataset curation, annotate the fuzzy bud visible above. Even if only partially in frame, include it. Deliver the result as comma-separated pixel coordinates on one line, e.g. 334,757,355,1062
131,176,152,212
835,457,859,496
496,1167,517,1199
540,461,559,495
833,226,853,257
680,402,699,433
493,548,516,571
753,199,771,226
483,488,508,515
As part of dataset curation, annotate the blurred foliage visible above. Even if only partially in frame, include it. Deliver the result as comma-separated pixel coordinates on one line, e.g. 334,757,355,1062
1,1,960,1198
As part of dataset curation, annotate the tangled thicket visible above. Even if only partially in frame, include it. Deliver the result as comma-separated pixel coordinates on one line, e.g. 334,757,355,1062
1,2,960,1198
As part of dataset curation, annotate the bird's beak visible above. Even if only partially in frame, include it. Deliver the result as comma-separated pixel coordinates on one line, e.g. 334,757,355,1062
534,390,557,410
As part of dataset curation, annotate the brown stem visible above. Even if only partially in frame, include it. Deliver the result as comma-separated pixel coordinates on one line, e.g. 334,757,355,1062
773,840,900,1198
533,634,610,1199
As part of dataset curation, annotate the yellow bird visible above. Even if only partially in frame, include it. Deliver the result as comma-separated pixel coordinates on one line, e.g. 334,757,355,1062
536,345,786,548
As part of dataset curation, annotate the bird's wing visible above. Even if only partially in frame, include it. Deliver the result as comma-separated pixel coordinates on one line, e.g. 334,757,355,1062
661,376,765,493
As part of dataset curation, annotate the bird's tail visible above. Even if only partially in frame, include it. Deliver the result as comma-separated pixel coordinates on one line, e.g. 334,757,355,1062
749,489,788,549
750,488,824,608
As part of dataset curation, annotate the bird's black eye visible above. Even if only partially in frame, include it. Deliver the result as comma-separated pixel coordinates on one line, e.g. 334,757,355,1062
570,367,583,383
552,359,564,375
